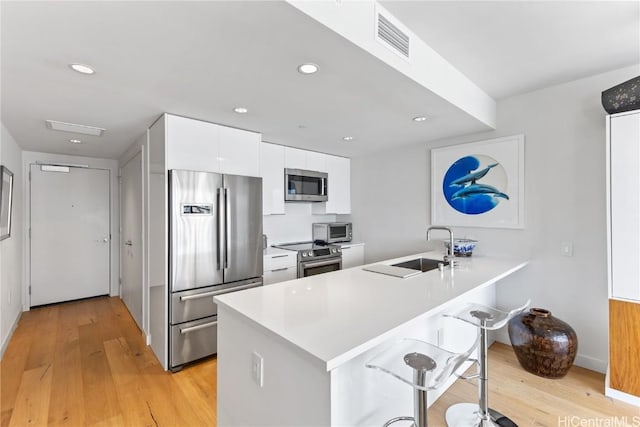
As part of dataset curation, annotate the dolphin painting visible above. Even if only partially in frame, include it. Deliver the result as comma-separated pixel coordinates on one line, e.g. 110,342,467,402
451,183,509,201
450,163,499,186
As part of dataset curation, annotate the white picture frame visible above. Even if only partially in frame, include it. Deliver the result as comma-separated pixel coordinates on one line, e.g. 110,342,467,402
431,135,525,229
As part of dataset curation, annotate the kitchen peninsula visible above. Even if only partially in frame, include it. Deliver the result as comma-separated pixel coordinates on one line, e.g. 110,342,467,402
215,251,528,426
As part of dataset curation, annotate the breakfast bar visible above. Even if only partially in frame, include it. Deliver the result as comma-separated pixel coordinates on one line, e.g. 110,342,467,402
215,250,528,426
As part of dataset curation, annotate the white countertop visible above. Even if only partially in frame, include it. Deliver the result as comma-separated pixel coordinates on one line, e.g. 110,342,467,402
263,246,296,256
216,250,528,371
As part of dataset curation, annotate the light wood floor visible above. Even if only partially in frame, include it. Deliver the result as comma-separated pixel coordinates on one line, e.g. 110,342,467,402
1,297,638,426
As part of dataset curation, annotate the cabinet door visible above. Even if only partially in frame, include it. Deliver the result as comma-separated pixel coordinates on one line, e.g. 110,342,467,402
306,151,327,172
219,126,260,177
341,245,364,269
610,112,640,301
166,115,219,172
264,266,297,285
260,143,285,215
284,147,308,169
326,155,350,214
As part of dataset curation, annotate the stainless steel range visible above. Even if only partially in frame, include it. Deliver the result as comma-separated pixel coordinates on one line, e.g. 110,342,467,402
273,241,342,278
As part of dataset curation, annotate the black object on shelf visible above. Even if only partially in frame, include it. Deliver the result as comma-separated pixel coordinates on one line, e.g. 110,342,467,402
602,76,640,114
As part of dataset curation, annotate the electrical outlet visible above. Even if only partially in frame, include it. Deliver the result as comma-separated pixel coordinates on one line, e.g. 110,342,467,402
251,351,264,387
561,242,573,257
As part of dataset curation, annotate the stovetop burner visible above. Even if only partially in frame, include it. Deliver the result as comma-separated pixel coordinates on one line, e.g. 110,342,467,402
273,241,342,260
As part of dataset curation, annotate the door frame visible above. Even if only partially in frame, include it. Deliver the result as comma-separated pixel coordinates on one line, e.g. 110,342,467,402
22,152,120,312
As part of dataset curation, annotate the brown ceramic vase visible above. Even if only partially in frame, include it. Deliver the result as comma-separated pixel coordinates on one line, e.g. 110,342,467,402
507,308,578,379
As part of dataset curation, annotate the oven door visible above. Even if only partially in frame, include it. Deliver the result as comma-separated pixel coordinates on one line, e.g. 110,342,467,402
299,257,342,278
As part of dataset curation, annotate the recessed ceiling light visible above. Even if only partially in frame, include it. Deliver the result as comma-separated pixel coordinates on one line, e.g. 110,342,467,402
69,63,95,75
413,116,427,122
233,107,248,114
342,136,354,141
69,139,83,144
45,120,105,136
297,63,319,74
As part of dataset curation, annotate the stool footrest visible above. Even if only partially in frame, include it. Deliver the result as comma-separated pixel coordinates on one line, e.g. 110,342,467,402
383,416,415,427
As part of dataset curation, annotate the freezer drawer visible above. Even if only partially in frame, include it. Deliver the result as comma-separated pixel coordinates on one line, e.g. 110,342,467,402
171,285,220,324
170,316,218,368
171,279,263,324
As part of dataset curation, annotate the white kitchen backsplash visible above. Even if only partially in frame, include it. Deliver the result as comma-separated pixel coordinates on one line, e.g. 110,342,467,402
263,203,348,244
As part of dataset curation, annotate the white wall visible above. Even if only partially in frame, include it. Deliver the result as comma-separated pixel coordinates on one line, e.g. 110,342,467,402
351,64,640,373
263,203,338,245
22,151,120,310
1,124,24,357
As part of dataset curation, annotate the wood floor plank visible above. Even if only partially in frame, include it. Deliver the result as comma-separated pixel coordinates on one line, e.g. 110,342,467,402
103,337,156,427
8,364,53,427
47,300,85,427
78,318,122,425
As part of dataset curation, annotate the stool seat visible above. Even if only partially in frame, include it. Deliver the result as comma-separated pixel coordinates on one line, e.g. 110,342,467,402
366,337,479,427
444,301,530,331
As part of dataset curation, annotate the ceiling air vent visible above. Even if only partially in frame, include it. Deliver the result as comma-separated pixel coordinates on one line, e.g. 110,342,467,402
376,12,410,59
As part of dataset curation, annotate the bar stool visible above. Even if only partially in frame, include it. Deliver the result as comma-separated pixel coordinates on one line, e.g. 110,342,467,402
444,300,530,427
366,336,479,427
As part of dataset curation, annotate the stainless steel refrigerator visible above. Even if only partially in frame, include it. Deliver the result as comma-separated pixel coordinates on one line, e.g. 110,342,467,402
169,169,263,371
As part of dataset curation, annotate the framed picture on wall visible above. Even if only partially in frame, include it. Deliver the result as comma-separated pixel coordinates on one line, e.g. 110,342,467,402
431,135,525,229
0,165,14,241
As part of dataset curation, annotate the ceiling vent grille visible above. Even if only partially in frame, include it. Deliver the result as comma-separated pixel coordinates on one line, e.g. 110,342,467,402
376,12,410,59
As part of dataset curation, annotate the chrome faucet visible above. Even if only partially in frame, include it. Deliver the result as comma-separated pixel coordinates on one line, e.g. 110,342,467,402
426,226,454,259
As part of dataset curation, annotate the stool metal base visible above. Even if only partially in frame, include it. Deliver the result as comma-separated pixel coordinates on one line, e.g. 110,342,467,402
445,403,500,427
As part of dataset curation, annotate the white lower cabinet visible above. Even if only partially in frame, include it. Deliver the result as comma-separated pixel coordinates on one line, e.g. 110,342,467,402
340,243,365,269
263,250,297,285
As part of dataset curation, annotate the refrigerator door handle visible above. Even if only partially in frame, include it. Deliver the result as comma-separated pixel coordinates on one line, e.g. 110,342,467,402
217,187,223,271
224,187,230,269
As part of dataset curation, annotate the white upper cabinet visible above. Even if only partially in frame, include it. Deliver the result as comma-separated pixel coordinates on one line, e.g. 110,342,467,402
284,147,308,170
306,151,327,172
326,155,350,214
219,125,260,177
313,154,351,214
609,111,640,301
166,115,219,172
165,114,260,177
260,143,285,215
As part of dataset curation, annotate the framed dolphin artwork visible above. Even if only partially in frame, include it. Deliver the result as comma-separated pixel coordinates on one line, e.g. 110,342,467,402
431,135,525,229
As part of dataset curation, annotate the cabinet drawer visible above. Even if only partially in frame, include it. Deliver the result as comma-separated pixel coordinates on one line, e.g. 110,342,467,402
264,252,297,270
264,266,297,285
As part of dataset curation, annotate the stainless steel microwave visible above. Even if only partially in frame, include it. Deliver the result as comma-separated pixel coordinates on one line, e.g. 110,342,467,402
285,168,328,202
313,222,352,243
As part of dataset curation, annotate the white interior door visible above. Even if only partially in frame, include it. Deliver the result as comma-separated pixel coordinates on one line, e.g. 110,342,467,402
30,164,110,306
121,152,143,329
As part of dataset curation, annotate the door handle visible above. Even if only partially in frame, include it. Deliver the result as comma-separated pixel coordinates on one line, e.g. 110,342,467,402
217,188,223,271
224,187,230,269
180,321,218,334
124,240,132,246
96,237,109,243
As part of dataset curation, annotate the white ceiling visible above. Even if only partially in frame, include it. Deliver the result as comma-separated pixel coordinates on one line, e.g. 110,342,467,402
381,1,640,100
2,1,638,160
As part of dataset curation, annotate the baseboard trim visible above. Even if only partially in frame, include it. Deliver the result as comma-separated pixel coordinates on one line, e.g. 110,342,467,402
0,311,22,359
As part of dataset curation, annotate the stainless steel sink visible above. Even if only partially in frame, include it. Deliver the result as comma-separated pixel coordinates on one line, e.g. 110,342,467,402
391,258,447,273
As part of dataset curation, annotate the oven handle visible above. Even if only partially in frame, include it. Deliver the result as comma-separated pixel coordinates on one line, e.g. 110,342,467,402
180,320,218,334
180,282,262,301
301,258,341,269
